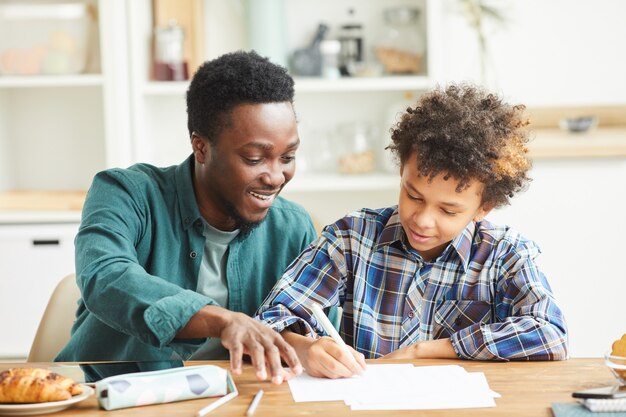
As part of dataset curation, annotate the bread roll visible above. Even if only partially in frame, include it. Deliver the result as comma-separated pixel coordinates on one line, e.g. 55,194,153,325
0,375,71,403
612,334,626,356
0,368,82,395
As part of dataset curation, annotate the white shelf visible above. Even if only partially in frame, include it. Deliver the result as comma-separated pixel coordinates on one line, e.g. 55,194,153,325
294,75,434,92
142,81,189,96
0,211,81,224
141,75,433,96
286,173,399,192
0,74,104,88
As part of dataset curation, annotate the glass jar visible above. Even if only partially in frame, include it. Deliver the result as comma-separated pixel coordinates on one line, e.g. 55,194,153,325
153,20,188,81
335,123,376,175
375,6,424,74
338,23,364,76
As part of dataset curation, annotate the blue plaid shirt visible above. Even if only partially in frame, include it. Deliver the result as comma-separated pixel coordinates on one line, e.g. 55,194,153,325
256,206,568,361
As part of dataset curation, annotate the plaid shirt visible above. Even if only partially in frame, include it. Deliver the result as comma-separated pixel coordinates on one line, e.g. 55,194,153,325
256,206,568,361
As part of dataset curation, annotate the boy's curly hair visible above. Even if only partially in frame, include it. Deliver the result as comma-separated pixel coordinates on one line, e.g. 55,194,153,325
186,50,294,142
388,83,532,208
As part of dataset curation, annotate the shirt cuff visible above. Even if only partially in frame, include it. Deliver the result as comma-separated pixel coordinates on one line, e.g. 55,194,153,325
144,289,217,348
450,324,507,361
260,315,318,338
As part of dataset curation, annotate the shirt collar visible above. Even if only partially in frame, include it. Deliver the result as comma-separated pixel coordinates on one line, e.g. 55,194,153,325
175,154,203,231
444,221,476,272
375,206,477,271
375,207,406,249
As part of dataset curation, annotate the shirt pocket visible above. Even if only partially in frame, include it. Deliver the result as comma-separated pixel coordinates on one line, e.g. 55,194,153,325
433,300,492,339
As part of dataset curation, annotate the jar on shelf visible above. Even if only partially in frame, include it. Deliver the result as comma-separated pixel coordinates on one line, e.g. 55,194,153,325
374,6,424,75
335,123,376,175
153,20,188,81
338,23,364,76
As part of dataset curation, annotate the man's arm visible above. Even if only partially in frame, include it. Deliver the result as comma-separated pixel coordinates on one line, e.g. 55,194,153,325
177,305,302,384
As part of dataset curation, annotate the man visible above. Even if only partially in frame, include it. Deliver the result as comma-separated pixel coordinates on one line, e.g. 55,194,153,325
56,51,315,384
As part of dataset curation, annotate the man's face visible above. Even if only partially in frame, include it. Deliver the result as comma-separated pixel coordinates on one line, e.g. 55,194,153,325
192,102,299,233
398,153,492,261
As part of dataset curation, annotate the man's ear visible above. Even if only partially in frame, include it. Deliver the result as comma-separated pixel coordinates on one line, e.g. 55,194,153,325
473,202,495,222
191,133,210,164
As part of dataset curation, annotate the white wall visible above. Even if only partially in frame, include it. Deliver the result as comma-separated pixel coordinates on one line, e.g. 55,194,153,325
286,0,626,358
439,0,626,106
488,159,626,358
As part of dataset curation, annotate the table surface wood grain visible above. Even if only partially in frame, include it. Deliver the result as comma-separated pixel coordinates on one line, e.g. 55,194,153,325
0,358,615,416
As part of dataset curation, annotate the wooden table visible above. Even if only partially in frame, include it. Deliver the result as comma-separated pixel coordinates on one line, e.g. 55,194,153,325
0,358,615,416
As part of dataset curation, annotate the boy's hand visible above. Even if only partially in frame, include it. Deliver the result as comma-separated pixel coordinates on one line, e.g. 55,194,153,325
282,332,367,379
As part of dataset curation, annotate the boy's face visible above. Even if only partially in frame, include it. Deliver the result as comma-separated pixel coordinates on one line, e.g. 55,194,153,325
398,153,492,261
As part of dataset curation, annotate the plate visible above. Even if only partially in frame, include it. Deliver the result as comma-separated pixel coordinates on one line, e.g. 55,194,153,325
0,385,94,416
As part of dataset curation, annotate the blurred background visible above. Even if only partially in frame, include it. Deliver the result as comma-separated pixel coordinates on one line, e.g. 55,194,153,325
0,0,625,360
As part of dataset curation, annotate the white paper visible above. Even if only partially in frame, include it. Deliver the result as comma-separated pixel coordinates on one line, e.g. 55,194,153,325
287,363,499,411
287,364,414,402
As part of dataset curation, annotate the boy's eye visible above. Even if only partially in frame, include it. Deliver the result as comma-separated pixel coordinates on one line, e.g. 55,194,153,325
244,157,262,165
442,208,457,216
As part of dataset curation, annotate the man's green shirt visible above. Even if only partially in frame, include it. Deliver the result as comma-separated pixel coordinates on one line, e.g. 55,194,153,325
55,155,316,363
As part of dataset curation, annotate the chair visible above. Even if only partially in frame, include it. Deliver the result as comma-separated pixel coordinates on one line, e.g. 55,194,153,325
28,273,80,362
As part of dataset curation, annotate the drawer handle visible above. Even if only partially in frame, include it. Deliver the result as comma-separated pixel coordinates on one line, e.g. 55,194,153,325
32,239,60,246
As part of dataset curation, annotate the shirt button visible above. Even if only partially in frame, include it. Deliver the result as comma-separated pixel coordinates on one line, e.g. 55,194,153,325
184,217,191,225
189,251,197,259
408,311,414,318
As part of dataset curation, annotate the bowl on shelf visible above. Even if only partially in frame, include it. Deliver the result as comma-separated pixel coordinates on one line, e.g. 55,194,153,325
559,116,598,133
605,352,626,385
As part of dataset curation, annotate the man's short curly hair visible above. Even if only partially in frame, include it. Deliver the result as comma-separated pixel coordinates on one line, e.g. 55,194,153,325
388,83,532,208
186,50,295,142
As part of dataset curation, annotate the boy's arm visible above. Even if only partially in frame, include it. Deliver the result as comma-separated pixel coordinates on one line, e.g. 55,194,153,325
451,253,568,361
256,227,348,335
382,338,457,359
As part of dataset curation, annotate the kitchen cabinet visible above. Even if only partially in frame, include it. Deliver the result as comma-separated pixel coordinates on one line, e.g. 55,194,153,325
0,0,129,359
0,222,79,358
0,0,438,359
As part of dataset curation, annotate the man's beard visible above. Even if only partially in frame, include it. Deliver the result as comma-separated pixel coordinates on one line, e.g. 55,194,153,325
222,198,264,238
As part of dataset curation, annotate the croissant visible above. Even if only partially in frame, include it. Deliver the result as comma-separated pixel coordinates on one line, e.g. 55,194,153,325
0,368,83,396
0,375,71,403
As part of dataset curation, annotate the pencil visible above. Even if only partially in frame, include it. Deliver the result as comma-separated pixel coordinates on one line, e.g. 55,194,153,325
311,303,362,369
196,391,238,416
246,389,264,416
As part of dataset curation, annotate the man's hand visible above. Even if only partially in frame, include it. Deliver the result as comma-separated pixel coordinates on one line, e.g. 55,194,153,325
177,305,302,384
282,331,366,379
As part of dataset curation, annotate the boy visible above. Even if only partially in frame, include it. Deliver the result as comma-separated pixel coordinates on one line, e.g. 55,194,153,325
256,84,568,378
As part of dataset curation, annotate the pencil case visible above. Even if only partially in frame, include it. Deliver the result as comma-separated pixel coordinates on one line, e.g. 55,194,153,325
95,365,228,410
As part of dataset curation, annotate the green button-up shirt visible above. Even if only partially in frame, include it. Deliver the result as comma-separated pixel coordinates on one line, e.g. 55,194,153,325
55,155,316,363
